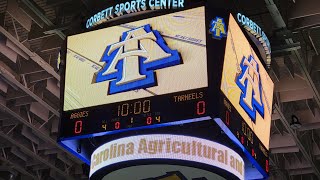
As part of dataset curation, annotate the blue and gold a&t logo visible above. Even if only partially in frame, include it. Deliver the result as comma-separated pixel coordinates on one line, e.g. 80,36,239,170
210,17,227,39
95,24,181,94
236,55,264,122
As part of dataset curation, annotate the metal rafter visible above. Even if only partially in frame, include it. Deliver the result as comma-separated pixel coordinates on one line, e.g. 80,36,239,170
0,131,74,179
274,104,320,178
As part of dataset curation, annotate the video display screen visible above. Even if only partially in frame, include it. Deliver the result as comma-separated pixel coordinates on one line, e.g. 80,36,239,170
220,14,274,150
64,6,207,111
219,14,274,175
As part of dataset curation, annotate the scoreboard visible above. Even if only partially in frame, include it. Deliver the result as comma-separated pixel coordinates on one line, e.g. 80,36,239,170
58,2,273,179
60,7,210,139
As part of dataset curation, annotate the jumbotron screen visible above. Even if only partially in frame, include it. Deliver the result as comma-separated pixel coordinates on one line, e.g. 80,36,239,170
60,7,209,138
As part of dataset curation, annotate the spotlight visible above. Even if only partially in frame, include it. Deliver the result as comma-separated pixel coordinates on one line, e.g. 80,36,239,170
290,115,301,129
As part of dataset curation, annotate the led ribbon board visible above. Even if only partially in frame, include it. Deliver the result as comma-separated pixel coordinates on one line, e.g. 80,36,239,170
89,134,245,180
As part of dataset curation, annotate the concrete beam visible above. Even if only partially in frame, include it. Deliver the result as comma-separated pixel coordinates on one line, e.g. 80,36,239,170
30,102,49,122
296,109,320,131
57,153,73,167
5,39,29,60
0,36,18,63
272,42,301,54
0,63,59,116
19,60,44,75
289,0,320,19
275,76,309,92
313,55,320,71
270,146,300,154
27,24,54,41
25,159,40,167
0,26,60,80
288,168,314,176
32,164,48,170
44,148,60,155
279,88,314,102
40,35,62,53
295,109,319,124
51,117,59,133
46,78,59,98
293,14,320,30
271,112,280,120
19,2,45,28
0,155,36,179
11,147,29,162
0,79,8,93
0,95,5,106
21,125,40,145
285,158,311,170
14,96,34,106
0,101,82,165
270,134,297,149
2,118,18,127
0,131,74,179
6,0,32,31
299,123,320,131
274,104,320,178
28,71,52,83
6,90,28,100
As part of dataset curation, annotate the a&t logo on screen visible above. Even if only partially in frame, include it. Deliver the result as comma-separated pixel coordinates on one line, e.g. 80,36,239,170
95,24,181,94
210,17,227,40
236,55,264,122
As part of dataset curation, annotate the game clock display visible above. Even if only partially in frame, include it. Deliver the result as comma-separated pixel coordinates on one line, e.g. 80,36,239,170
61,89,209,139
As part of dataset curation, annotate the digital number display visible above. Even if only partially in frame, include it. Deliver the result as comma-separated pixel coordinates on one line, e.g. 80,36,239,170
117,100,151,117
221,96,269,174
218,14,273,175
60,89,209,138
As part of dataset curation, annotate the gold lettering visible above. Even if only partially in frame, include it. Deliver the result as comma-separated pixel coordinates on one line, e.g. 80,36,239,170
225,150,228,165
211,147,217,160
203,145,211,159
230,155,235,169
192,141,196,155
112,144,117,158
197,142,202,157
99,151,104,164
166,138,171,153
126,142,134,154
172,141,181,153
181,142,190,155
138,139,147,153
103,149,109,161
148,140,158,154
218,150,224,163
117,144,125,157
174,92,204,102
158,140,165,153
70,111,89,119
236,158,243,175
